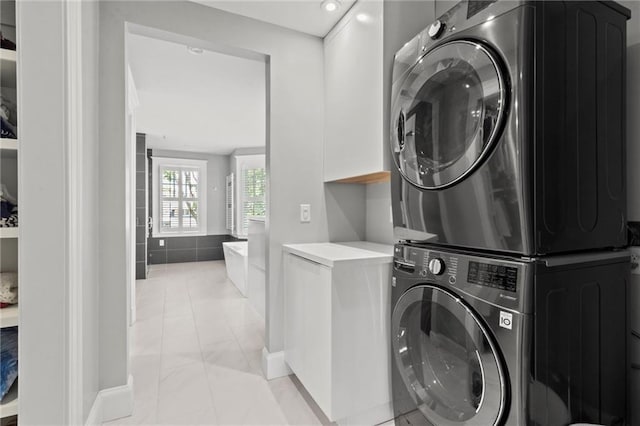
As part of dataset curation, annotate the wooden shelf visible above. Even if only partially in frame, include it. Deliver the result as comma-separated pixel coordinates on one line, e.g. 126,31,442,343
328,171,391,184
0,305,18,328
0,139,17,151
0,48,17,88
0,228,18,239
0,382,17,419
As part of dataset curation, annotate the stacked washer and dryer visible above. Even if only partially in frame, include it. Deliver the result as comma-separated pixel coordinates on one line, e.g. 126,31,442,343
389,1,631,425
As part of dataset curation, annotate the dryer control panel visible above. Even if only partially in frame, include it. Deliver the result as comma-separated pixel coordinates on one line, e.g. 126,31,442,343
393,244,532,314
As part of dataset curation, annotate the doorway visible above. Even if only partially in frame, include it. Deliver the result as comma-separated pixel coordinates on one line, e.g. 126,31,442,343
115,26,326,424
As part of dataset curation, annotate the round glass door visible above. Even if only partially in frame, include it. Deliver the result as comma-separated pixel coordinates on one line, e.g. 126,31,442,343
391,41,507,189
392,285,507,425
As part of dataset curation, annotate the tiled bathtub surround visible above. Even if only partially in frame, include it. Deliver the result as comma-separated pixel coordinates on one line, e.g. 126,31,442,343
147,235,240,265
103,261,329,425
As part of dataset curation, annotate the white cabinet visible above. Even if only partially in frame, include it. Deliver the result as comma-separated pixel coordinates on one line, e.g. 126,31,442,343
284,253,332,411
324,1,387,184
283,242,393,425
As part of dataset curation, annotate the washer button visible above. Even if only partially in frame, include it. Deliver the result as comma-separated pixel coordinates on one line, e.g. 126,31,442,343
428,20,445,39
428,258,446,275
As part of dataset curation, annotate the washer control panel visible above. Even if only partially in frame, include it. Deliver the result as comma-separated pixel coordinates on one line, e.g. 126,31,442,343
467,261,517,292
393,244,530,313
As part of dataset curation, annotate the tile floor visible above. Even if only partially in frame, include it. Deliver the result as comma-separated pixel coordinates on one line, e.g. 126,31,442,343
104,261,330,425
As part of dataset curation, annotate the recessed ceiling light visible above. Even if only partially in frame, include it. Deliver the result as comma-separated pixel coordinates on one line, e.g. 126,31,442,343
187,46,204,55
321,0,340,12
356,13,370,23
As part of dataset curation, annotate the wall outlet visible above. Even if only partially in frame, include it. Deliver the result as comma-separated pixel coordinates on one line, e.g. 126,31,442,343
300,204,311,223
159,239,165,247
631,246,640,275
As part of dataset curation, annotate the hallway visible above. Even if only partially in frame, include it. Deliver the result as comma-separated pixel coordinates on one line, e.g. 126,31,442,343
104,261,328,425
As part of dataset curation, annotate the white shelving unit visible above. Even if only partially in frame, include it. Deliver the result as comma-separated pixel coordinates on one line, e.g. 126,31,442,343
0,1,19,420
0,136,18,241
0,305,18,328
0,138,17,151
0,228,18,239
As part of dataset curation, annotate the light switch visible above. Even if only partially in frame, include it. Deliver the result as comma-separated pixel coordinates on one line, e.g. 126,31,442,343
159,239,165,247
300,204,311,223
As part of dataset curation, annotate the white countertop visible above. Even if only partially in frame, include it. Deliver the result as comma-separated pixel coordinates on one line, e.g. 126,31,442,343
282,241,393,267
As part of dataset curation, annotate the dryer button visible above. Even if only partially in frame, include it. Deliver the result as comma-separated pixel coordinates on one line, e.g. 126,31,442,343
428,20,445,40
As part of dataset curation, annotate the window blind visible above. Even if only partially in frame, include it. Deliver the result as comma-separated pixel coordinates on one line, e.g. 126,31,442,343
159,166,201,234
240,167,266,236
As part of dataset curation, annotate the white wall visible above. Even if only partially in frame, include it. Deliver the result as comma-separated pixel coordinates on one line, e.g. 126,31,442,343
99,1,326,386
17,2,67,421
325,184,367,242
153,149,230,235
81,0,101,421
366,182,394,244
18,0,100,423
229,147,267,179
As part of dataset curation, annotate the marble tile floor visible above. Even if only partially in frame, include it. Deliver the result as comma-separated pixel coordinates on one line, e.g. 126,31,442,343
104,260,331,426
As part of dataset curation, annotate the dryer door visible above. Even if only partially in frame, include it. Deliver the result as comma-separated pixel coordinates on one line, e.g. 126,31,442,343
392,285,507,425
391,41,507,189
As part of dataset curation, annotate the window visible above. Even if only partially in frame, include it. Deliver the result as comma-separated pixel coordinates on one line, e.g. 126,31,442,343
152,157,207,237
240,167,266,236
232,154,265,237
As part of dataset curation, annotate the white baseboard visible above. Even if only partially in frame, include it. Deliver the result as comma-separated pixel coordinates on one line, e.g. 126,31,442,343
85,396,102,426
261,348,292,380
85,375,134,425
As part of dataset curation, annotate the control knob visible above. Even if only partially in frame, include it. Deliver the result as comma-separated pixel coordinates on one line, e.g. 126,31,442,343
428,258,445,275
428,20,445,40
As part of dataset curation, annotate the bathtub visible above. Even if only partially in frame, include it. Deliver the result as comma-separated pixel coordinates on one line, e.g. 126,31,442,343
222,241,248,296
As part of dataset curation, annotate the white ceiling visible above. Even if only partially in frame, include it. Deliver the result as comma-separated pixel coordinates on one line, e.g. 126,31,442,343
192,0,356,37
128,33,266,155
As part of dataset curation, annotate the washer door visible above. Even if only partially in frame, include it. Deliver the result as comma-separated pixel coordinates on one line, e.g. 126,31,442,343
391,41,507,189
392,285,507,425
